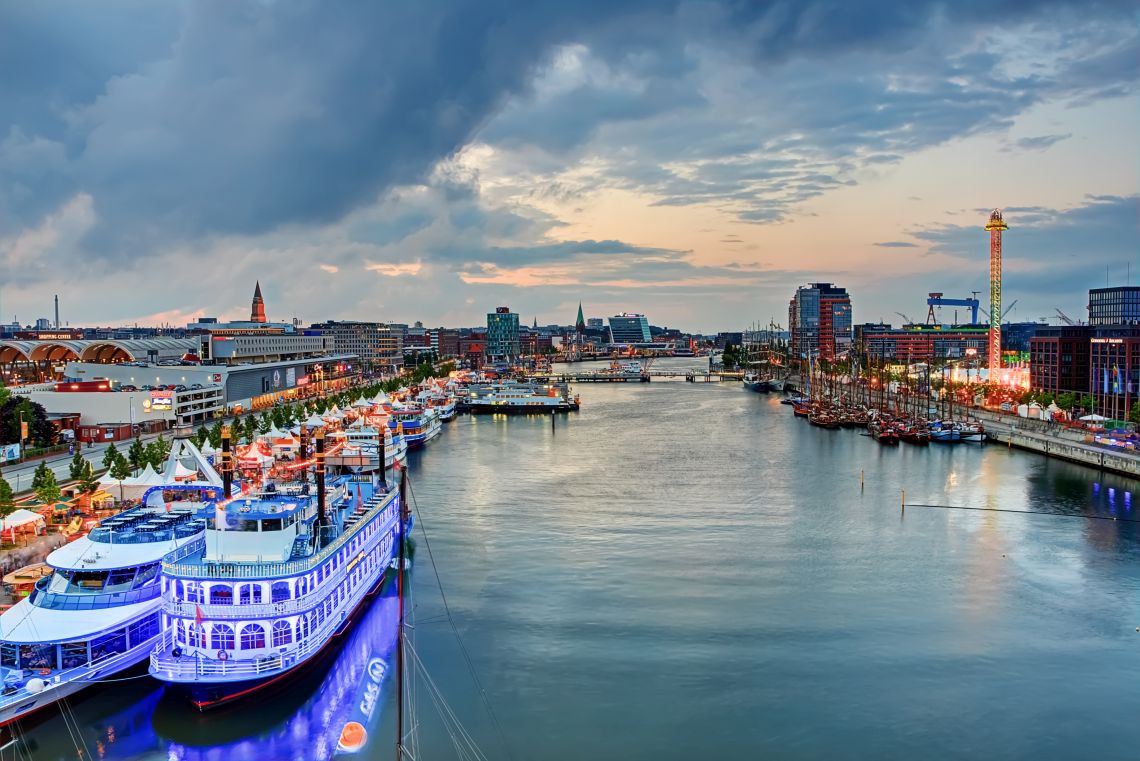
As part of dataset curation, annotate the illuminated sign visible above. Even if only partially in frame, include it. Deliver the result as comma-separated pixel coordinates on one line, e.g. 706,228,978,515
286,368,296,387
150,390,173,410
296,376,310,387
1092,338,1124,344
272,370,281,389
213,373,222,382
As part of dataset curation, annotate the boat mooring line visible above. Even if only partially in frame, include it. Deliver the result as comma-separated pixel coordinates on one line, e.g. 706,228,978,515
903,502,1140,524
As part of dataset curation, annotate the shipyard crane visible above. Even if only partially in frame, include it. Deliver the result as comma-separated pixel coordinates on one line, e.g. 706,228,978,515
978,299,1019,323
1055,308,1078,326
925,292,981,325
895,312,915,326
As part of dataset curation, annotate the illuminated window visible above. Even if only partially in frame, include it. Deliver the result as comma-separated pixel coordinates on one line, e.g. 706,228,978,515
240,623,266,650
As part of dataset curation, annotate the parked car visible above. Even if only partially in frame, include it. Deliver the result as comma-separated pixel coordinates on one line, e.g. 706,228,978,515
189,383,203,390
120,384,137,392
141,385,155,391
175,385,188,392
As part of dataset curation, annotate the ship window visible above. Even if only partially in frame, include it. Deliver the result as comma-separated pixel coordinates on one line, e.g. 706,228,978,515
134,564,160,588
238,583,263,605
272,620,292,647
91,629,127,661
106,568,136,589
0,644,17,668
271,581,291,603
176,621,186,646
209,585,233,605
238,519,259,532
60,641,87,669
261,518,283,531
128,613,161,646
19,644,57,671
188,623,205,647
185,582,204,604
240,624,266,650
212,623,235,650
69,570,109,592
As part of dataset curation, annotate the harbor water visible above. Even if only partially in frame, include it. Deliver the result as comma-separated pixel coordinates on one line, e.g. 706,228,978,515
18,358,1140,760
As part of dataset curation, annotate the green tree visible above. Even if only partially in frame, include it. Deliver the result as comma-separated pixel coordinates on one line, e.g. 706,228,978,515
110,451,132,481
1079,394,1095,414
208,421,224,448
270,406,286,430
1055,392,1077,412
102,442,120,470
146,435,170,470
196,425,210,447
68,450,89,481
257,412,272,434
245,416,259,443
1129,401,1140,425
31,461,51,491
127,437,146,471
78,461,100,509
35,467,61,507
0,470,15,518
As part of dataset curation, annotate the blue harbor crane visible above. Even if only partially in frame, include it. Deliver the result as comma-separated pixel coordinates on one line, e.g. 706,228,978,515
925,292,981,325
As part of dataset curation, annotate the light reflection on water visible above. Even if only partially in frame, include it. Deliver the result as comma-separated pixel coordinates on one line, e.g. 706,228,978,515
18,358,1140,760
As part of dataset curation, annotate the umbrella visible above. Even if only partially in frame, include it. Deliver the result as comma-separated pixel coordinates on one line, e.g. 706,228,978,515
1080,414,1107,421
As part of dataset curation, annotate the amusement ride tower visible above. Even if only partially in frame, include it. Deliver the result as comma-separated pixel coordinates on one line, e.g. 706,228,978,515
985,209,1008,379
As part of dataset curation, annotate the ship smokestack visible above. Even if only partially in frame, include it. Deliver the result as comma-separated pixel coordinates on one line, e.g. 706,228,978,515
315,429,327,526
378,428,387,491
221,426,232,497
399,464,409,523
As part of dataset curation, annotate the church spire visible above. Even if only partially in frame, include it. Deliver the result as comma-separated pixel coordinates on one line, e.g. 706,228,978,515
250,280,267,323
575,301,585,332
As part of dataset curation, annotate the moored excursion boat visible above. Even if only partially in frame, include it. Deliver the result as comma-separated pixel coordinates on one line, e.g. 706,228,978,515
0,485,214,728
465,381,580,414
742,373,768,393
387,403,441,449
148,431,411,710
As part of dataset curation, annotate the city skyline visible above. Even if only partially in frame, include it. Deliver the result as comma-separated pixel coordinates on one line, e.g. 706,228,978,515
1,1,1136,332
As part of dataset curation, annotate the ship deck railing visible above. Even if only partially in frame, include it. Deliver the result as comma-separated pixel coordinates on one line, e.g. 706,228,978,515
30,576,163,611
161,492,395,580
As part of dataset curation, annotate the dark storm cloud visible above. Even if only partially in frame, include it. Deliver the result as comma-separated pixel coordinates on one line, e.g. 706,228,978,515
0,0,1135,278
1008,134,1073,151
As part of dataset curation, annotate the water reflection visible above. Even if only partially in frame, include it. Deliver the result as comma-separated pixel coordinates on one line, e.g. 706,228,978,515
19,587,398,761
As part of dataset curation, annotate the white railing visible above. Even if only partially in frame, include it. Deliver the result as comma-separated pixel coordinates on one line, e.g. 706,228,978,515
149,562,385,680
161,516,395,620
162,491,398,580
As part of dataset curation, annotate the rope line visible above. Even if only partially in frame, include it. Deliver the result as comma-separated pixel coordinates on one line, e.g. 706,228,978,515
906,503,1140,524
407,477,512,761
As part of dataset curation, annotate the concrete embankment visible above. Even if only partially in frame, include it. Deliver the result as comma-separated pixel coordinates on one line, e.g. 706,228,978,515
974,410,1140,480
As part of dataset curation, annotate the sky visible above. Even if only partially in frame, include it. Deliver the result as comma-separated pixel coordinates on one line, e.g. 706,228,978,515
0,0,1137,333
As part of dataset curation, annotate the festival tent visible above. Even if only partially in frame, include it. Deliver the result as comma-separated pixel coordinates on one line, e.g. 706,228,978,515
371,391,391,405
1080,414,1108,422
305,414,326,428
352,398,372,409
1,509,46,532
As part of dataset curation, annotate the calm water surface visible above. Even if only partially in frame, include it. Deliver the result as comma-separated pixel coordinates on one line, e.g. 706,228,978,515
20,358,1140,760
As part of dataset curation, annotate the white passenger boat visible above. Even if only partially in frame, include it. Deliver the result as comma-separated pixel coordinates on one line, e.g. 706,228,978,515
0,486,214,727
465,380,580,414
148,431,411,710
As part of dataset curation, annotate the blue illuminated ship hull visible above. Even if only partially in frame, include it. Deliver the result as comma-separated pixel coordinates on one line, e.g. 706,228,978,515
179,539,403,711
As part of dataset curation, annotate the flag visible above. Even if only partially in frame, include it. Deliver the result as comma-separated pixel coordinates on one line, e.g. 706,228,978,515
19,421,27,440
195,604,205,646
356,484,363,510
1113,365,1122,394
1103,367,1109,394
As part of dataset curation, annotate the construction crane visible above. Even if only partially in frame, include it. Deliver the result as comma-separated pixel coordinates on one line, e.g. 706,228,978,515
1055,308,1077,326
895,312,915,326
979,299,1019,323
925,292,981,325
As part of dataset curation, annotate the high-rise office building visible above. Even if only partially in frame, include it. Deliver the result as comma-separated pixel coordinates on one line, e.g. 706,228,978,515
486,307,520,360
608,313,651,343
1088,286,1140,327
789,283,852,361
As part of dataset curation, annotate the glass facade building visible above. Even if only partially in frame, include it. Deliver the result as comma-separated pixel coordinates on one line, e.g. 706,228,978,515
789,283,852,361
1088,286,1140,326
608,313,652,344
486,307,520,360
